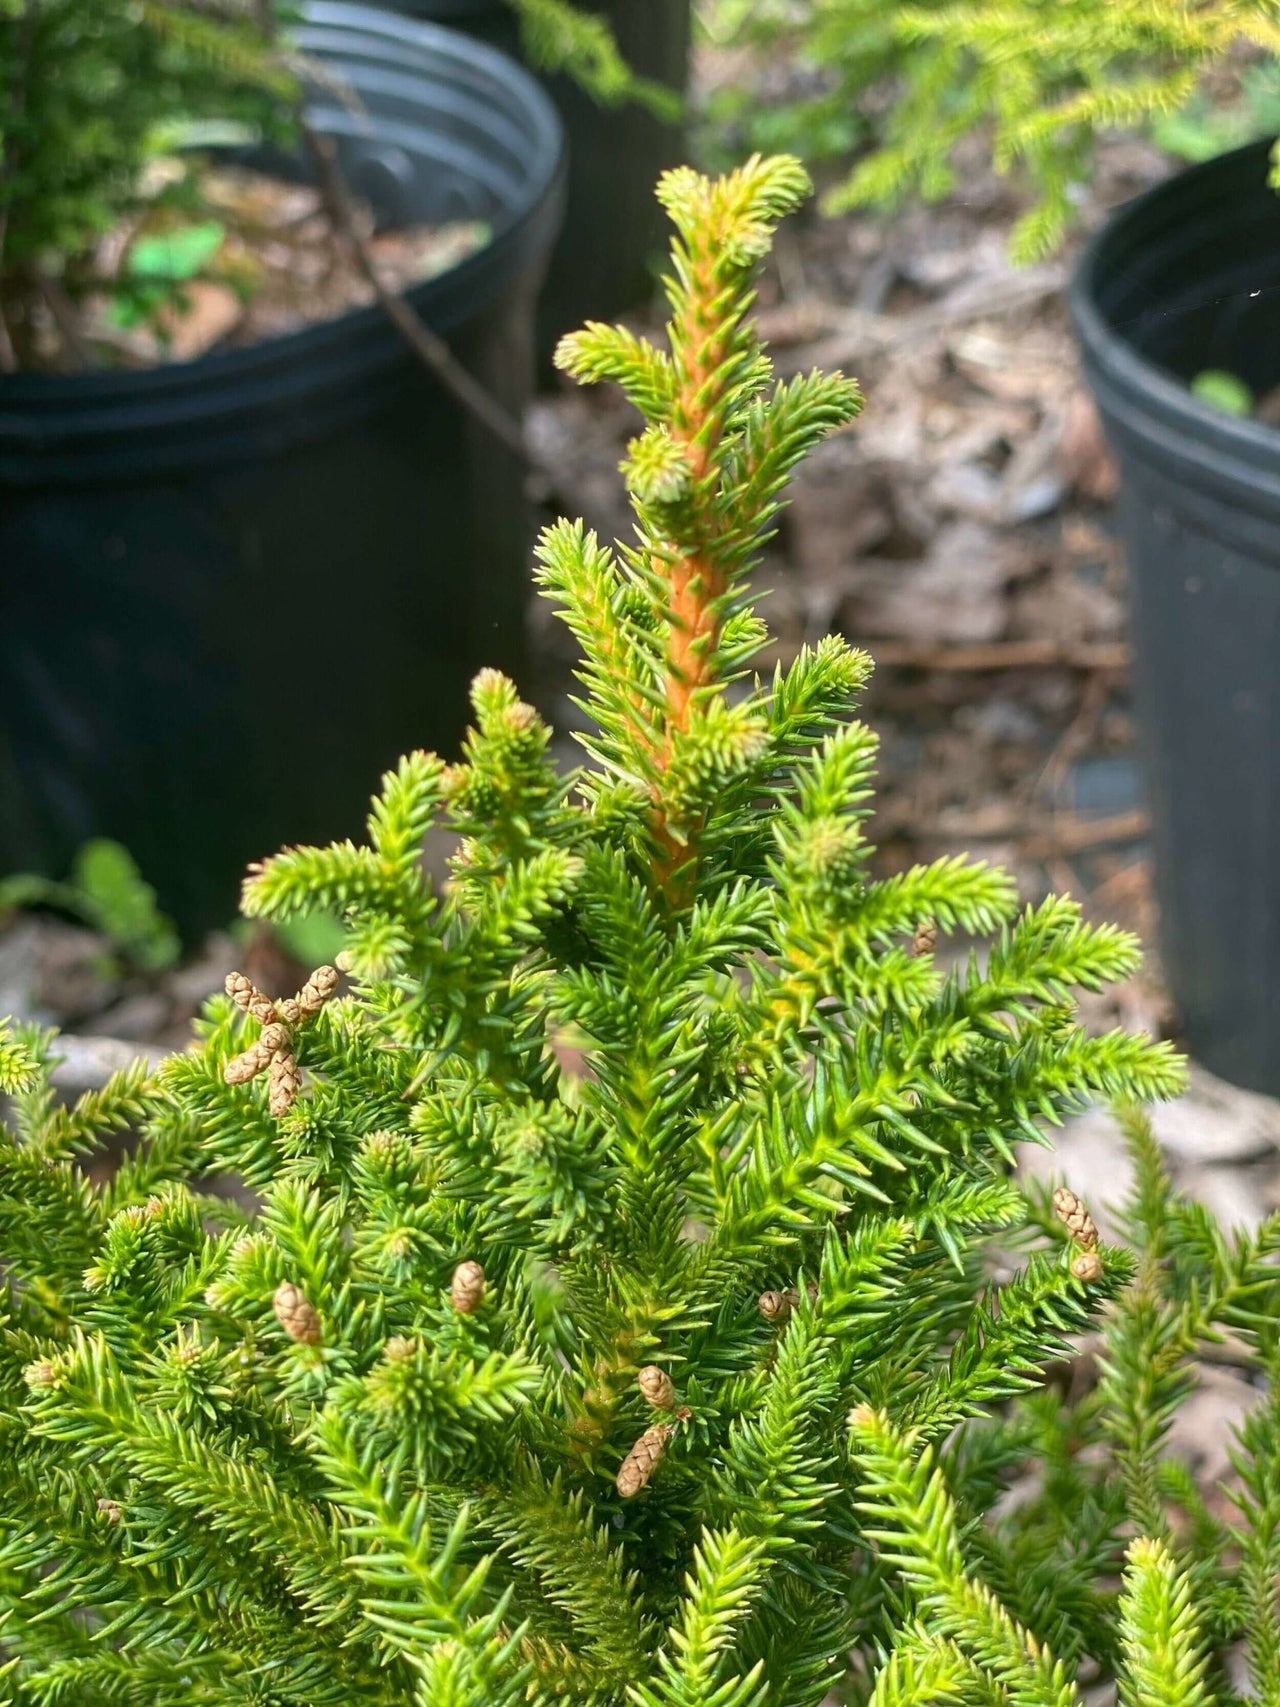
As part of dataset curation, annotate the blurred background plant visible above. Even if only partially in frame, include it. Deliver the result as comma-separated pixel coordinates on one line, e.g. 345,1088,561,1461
509,0,682,116
0,841,179,976
0,1,305,367
693,0,1280,261
0,0,679,371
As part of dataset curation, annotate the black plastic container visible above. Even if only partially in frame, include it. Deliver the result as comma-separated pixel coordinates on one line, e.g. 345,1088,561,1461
381,0,690,358
1071,139,1280,1093
0,3,564,935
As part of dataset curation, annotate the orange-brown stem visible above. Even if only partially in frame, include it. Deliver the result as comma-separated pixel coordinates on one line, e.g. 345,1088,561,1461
645,243,736,903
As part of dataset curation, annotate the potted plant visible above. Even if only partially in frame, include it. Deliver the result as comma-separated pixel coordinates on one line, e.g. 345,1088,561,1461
375,0,691,360
708,1,1280,1096
2,154,1278,1707
0,0,565,936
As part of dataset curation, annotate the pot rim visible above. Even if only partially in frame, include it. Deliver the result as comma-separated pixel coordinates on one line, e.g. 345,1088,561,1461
1069,136,1280,475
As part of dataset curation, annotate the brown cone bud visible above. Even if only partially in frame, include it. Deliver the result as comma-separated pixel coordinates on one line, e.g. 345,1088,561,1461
297,965,339,1015
1053,1187,1099,1251
277,998,303,1026
1071,1250,1104,1284
226,973,278,1024
258,1022,290,1055
383,1335,416,1363
451,1260,486,1313
96,1498,122,1524
637,1365,676,1409
268,1050,301,1118
616,1422,673,1498
758,1289,789,1322
224,1040,273,1085
273,1280,322,1345
913,918,938,957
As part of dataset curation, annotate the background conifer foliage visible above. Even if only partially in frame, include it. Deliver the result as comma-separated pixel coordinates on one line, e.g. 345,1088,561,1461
2,157,1277,1707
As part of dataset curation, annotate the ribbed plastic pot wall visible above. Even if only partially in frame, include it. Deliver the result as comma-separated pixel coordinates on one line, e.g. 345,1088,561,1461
0,3,565,933
1071,139,1280,1093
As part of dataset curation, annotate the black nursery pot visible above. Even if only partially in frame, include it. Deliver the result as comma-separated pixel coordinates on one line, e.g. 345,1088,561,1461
0,3,564,937
380,0,691,361
1071,138,1280,1093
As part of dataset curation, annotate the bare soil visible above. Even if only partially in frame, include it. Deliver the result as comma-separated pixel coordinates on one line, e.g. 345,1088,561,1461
16,162,488,372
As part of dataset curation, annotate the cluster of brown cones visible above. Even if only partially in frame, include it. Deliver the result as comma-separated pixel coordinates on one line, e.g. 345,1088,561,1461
1053,1185,1104,1283
615,1364,688,1498
222,964,339,1117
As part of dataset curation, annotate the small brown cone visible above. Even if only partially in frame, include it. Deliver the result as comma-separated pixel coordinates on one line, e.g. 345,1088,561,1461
268,1050,301,1118
225,971,277,1025
96,1498,122,1524
1052,1187,1099,1250
912,918,938,957
451,1260,486,1313
273,1280,322,1345
1071,1250,1104,1284
224,1040,273,1086
616,1422,672,1498
758,1289,788,1322
297,965,339,1015
637,1365,676,1409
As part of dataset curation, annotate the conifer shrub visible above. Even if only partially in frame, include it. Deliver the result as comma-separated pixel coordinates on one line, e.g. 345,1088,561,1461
3,155,1275,1707
700,0,1280,260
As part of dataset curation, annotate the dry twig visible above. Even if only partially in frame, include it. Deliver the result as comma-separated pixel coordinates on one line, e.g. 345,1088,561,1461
303,126,530,462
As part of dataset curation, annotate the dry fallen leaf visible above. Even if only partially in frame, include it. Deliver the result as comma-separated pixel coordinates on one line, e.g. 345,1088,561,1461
161,281,244,361
1059,389,1119,502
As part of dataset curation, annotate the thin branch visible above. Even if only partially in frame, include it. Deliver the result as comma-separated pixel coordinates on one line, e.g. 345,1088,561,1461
0,213,17,375
911,804,1147,853
868,639,1130,673
26,265,99,370
255,3,526,455
303,126,531,463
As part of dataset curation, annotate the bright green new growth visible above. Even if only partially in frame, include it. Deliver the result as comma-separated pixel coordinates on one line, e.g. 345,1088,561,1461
0,157,1211,1707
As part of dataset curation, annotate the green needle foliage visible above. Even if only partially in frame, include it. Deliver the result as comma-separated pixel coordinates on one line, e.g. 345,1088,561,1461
0,155,1254,1707
701,0,1280,261
509,0,683,119
848,1106,1280,1707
